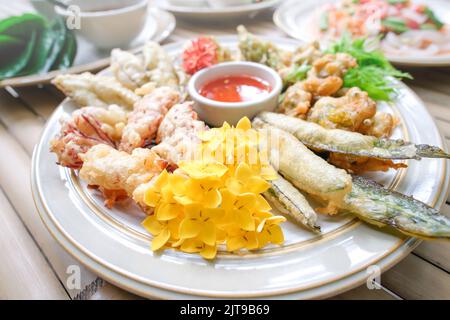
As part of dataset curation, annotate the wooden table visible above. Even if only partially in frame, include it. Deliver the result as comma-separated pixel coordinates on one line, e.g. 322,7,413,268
1,3,449,300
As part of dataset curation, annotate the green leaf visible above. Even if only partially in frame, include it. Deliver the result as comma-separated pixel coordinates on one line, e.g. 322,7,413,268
42,18,67,72
51,29,77,70
0,34,24,46
0,31,36,80
18,22,56,75
0,13,47,37
328,35,412,101
381,17,409,33
424,7,444,29
284,63,311,86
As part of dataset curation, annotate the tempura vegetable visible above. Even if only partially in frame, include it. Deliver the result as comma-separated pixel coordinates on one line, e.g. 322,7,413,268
265,174,321,232
237,25,287,70
254,119,352,211
257,112,450,160
52,72,139,109
111,42,180,90
342,176,450,239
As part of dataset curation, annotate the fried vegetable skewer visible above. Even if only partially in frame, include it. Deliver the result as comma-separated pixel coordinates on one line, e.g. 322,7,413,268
343,176,450,239
257,112,450,160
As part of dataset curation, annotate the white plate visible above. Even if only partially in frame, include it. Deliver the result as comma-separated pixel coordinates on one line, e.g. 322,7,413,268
155,0,281,20
0,7,176,88
273,0,450,67
32,36,450,299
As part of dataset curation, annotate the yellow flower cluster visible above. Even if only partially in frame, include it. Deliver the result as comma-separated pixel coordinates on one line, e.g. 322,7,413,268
141,118,285,259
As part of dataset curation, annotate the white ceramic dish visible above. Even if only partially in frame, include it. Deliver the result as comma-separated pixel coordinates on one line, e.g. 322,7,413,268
0,7,175,88
207,0,253,8
155,0,281,20
167,0,206,7
55,0,149,49
188,61,282,126
32,36,449,299
273,0,450,67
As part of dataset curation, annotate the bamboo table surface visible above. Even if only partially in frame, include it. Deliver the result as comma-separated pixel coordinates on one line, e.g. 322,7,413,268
0,2,449,300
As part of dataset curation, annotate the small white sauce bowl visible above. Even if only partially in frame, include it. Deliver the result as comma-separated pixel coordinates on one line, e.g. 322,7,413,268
188,61,282,127
55,0,149,49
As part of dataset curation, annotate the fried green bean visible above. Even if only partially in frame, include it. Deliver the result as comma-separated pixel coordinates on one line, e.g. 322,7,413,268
256,112,450,160
342,176,450,239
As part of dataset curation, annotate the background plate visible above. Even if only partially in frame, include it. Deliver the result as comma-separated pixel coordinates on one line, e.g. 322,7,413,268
0,6,176,88
32,36,449,299
155,0,281,20
273,0,450,67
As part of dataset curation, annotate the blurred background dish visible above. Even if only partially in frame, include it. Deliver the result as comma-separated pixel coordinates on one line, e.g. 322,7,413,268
0,3,175,88
54,0,149,50
274,0,450,67
155,0,281,20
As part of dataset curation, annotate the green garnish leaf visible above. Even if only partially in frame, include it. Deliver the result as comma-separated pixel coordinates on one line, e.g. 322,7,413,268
424,7,444,29
387,0,407,4
382,17,409,33
284,63,311,86
328,34,412,101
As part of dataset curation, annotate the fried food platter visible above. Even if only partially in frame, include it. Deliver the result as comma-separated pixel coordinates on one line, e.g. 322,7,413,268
32,35,450,299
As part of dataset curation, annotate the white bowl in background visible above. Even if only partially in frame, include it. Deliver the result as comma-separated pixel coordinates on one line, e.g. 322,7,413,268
55,0,149,49
188,61,282,127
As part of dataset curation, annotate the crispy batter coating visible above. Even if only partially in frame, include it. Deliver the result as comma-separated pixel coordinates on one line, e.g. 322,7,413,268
307,87,377,132
79,144,167,206
152,102,208,165
52,72,139,109
50,105,127,169
278,77,343,117
328,153,407,174
359,112,398,138
111,42,180,90
309,53,357,79
119,87,180,153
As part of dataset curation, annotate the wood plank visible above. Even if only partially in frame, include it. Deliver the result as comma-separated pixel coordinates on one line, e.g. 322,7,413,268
12,86,62,120
1,89,139,300
409,84,450,108
0,122,98,299
413,204,450,272
0,90,45,153
331,284,400,300
382,254,450,300
0,188,68,299
425,101,450,124
435,119,450,139
405,73,450,97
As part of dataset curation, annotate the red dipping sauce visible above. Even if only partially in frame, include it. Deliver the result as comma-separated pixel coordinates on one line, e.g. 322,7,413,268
199,75,272,103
